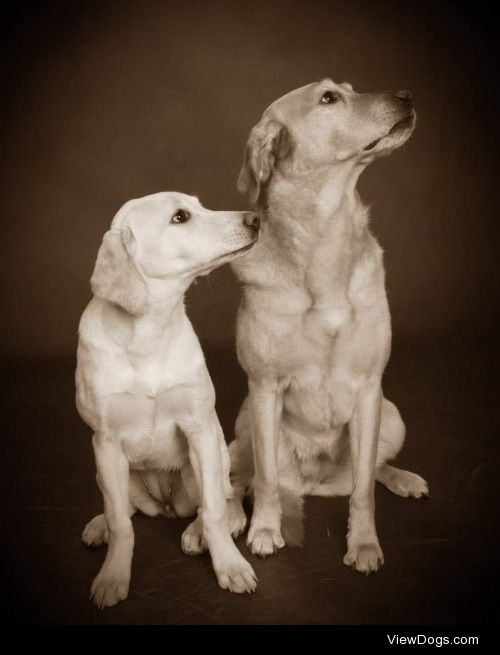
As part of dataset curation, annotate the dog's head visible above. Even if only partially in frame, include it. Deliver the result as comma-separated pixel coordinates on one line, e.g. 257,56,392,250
90,192,259,314
238,79,416,205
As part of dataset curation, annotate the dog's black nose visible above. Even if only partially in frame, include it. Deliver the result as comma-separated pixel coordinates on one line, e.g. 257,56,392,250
244,212,260,231
395,89,412,103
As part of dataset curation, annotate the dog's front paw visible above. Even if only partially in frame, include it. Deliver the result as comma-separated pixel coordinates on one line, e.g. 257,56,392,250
227,498,247,538
82,514,108,546
215,551,257,594
247,526,285,558
343,541,384,574
181,518,207,556
90,569,130,609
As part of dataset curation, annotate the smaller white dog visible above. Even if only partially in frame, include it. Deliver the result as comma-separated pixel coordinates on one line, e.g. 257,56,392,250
76,192,259,608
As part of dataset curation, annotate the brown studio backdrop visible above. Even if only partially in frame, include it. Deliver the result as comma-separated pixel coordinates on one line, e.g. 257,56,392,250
0,0,497,362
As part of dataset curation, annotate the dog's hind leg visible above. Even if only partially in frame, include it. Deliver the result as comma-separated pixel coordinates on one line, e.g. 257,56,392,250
375,398,429,498
181,514,206,556
82,469,170,547
82,506,138,547
304,400,428,500
181,496,248,557
279,485,305,546
129,470,170,516
227,403,256,537
216,416,248,537
171,473,198,517
376,464,429,498
229,397,254,502
177,461,207,554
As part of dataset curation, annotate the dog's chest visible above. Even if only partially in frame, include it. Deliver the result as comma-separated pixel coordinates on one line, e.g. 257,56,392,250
107,386,192,467
284,364,357,432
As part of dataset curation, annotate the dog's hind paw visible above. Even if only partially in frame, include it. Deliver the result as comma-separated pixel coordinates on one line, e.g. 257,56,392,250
377,465,429,499
227,498,247,538
181,518,207,556
82,514,109,546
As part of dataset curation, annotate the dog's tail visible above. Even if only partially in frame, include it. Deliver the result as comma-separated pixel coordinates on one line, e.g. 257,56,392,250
280,485,304,547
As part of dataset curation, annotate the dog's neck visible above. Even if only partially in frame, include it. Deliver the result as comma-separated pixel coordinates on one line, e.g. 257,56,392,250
282,155,364,211
274,163,369,311
252,160,369,278
268,157,367,232
231,159,378,330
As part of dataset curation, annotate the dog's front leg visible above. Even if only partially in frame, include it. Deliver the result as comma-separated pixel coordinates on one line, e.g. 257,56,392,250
246,378,284,557
344,381,384,574
184,415,257,593
90,433,134,608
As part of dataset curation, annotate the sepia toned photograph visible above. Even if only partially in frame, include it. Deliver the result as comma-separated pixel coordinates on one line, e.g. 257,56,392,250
1,0,496,632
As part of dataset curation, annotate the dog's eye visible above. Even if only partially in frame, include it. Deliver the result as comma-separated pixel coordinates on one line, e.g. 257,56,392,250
171,209,191,224
320,90,339,105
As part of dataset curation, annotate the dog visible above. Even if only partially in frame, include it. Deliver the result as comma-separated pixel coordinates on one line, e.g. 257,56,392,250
229,79,429,572
76,192,259,607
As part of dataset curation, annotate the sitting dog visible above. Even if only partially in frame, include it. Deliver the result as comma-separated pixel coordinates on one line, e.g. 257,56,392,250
229,79,429,571
76,192,259,607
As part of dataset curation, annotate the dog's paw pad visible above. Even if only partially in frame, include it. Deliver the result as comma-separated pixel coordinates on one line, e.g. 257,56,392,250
343,542,384,574
90,572,129,609
82,514,108,546
247,527,285,558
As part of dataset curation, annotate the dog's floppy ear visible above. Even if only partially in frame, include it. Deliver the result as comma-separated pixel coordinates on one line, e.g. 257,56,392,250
90,227,149,315
237,118,291,206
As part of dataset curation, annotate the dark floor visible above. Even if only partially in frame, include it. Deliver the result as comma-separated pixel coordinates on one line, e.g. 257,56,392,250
0,336,496,624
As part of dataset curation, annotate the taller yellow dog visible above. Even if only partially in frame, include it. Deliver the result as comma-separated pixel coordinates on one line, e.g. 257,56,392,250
230,79,429,572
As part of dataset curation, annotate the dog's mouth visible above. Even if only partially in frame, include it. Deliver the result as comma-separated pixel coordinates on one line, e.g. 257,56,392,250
363,113,415,152
194,236,258,275
219,237,258,262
